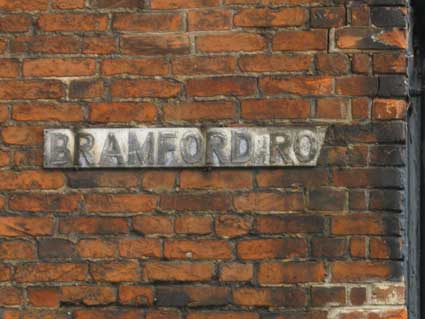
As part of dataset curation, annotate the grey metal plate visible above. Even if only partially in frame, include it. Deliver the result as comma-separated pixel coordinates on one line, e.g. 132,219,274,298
44,127,327,168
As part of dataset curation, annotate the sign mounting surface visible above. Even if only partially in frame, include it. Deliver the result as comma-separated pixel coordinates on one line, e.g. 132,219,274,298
44,127,327,168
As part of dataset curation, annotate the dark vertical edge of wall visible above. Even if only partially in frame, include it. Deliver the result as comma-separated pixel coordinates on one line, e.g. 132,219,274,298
408,1,423,317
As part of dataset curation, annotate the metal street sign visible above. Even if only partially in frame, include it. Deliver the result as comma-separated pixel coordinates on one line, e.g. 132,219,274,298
44,127,327,168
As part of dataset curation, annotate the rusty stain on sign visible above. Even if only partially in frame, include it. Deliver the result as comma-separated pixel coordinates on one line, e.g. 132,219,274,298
44,127,327,168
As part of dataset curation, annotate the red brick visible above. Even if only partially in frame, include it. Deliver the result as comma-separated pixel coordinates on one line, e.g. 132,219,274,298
237,238,307,260
312,287,346,306
85,193,157,213
352,53,371,74
91,0,142,8
372,99,407,120
90,261,140,282
371,285,405,304
316,53,349,75
352,98,370,120
164,101,236,121
38,14,108,32
312,237,347,258
187,76,256,97
331,261,402,282
52,0,86,9
15,263,88,283
0,171,64,190
187,312,259,319
273,31,327,51
143,171,176,190
59,217,129,235
0,59,19,77
233,287,306,307
28,287,60,307
102,58,168,76
260,76,333,96
311,7,345,28
151,0,219,9
257,169,329,188
67,171,139,188
256,215,325,234
160,193,232,211
133,215,174,235
0,104,8,122
336,28,406,50
258,262,326,284
118,239,162,258
316,98,349,119
196,33,266,53
0,151,9,167
113,13,182,31
90,102,157,123
13,35,81,54
74,310,144,319
144,262,214,282
61,286,115,306
180,170,252,190
220,263,253,282
164,240,232,260
351,5,370,26
0,0,48,11
13,103,84,122
374,52,406,73
83,36,117,55
332,214,399,236
234,192,304,211
13,150,43,167
241,99,310,120
119,286,154,306
336,76,378,96
215,215,251,238
240,54,312,73
23,58,95,77
69,79,104,99
172,56,237,75
112,79,181,98
0,287,23,306
0,264,12,282
9,194,81,213
350,237,367,258
0,80,64,100
234,8,306,27
146,310,181,319
0,241,36,260
77,239,116,258
2,126,43,146
121,34,190,55
370,238,401,259
188,9,232,31
175,215,212,235
350,287,367,306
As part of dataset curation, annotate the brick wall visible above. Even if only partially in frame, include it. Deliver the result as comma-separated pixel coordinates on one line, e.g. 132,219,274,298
0,0,408,318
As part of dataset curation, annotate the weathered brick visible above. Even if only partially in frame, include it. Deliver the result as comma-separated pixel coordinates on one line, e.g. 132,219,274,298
112,79,181,98
172,56,237,75
133,215,174,235
233,287,306,307
0,287,23,306
23,58,96,77
61,286,116,306
331,261,402,282
74,309,143,319
175,215,212,235
240,54,312,73
164,101,236,121
144,262,214,282
234,8,306,27
219,263,253,282
156,286,229,307
371,7,406,27
13,103,84,122
38,14,108,32
67,171,139,188
164,240,232,260
261,76,333,96
311,7,345,27
0,171,64,190
255,215,325,234
10,194,81,212
161,193,232,211
151,0,219,9
90,261,140,282
312,287,346,306
69,79,104,99
188,312,258,319
234,192,304,211
187,77,257,97
312,237,347,258
241,99,310,120
370,237,402,259
28,287,60,307
90,0,142,8
102,58,168,76
119,285,154,306
332,214,400,235
316,53,350,75
0,80,64,100
39,239,76,259
0,0,48,11
85,193,157,213
374,52,406,73
196,33,266,53
350,287,367,306
83,36,117,55
113,13,182,32
52,0,86,9
121,35,190,55
59,217,129,235
188,9,232,31
15,263,88,282
273,31,328,51
118,239,162,258
237,238,307,260
0,241,36,260
336,27,407,50
258,262,326,284
0,15,32,32
90,102,157,123
180,170,252,190
77,239,116,258
215,215,252,238
316,98,349,119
